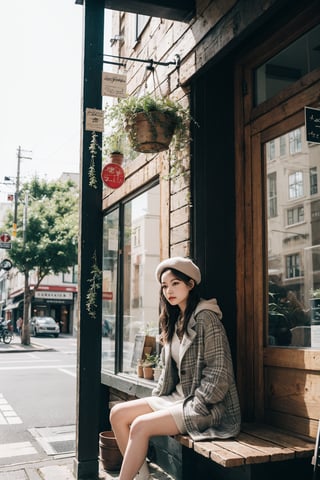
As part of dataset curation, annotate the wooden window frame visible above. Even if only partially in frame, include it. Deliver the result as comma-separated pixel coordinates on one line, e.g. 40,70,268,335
235,3,320,426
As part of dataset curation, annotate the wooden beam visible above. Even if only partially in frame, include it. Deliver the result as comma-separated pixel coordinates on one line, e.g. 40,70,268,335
75,0,195,22
74,1,104,479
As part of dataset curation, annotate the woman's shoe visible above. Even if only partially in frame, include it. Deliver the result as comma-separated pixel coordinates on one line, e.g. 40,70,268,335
134,460,150,480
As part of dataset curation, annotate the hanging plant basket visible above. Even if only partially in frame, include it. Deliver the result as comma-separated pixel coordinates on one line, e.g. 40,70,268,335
124,111,176,153
105,93,193,159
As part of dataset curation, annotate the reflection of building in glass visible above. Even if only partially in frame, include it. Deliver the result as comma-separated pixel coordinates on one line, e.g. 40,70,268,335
267,125,320,346
101,184,160,373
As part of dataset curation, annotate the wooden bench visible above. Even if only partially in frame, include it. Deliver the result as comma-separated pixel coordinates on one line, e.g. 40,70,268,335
171,423,315,479
106,382,316,478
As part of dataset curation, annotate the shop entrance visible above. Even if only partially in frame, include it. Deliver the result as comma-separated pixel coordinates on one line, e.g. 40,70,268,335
237,10,320,437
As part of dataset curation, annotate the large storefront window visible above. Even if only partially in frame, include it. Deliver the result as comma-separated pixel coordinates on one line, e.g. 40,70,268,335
254,24,320,105
102,184,160,374
266,126,320,348
102,208,119,371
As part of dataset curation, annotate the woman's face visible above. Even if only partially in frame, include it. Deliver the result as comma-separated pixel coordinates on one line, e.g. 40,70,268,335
161,270,194,312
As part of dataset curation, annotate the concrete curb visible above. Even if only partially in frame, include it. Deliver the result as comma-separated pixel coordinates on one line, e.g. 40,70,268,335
0,342,54,353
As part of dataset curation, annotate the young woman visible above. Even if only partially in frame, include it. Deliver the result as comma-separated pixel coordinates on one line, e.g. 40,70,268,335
110,256,241,480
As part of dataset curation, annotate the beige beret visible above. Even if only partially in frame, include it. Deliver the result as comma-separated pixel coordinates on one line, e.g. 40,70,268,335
155,257,201,285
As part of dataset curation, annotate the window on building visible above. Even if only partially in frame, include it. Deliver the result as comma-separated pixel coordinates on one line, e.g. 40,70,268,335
289,171,303,199
135,14,150,40
268,172,277,218
287,206,304,225
101,183,160,375
266,139,276,161
280,135,286,156
63,265,78,283
254,24,320,105
286,254,301,278
310,167,318,195
289,128,302,154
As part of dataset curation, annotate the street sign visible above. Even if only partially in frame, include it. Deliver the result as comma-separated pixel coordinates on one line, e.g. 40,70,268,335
0,233,11,242
0,243,11,249
101,163,125,189
0,232,11,250
0,259,12,271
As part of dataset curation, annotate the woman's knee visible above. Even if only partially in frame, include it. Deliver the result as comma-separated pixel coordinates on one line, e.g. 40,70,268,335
129,416,150,440
110,402,125,427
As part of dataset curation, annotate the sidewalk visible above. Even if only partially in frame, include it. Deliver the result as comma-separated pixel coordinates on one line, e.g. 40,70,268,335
0,456,174,479
0,337,53,353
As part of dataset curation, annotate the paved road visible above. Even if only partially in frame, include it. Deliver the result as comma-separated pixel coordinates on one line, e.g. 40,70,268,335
0,334,76,467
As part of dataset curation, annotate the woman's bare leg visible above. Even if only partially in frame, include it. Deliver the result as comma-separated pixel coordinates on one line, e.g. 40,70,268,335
110,399,153,456
119,409,180,480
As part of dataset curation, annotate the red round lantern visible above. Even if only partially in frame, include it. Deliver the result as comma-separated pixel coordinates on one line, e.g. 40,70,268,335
101,163,125,189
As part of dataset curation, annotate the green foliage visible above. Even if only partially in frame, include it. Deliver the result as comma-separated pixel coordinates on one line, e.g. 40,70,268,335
5,176,78,284
142,353,160,367
86,250,102,319
105,93,196,177
89,132,99,189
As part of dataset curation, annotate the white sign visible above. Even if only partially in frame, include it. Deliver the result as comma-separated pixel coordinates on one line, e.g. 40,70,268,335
0,242,11,249
85,108,104,132
102,72,127,98
35,291,73,300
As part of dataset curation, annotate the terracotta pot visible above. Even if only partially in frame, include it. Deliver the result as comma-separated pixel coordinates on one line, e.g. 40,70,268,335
99,431,122,472
137,363,144,378
109,152,124,165
143,366,154,380
125,111,176,153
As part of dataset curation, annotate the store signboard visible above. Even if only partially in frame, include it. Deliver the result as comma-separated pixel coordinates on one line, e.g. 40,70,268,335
35,291,73,300
305,106,320,144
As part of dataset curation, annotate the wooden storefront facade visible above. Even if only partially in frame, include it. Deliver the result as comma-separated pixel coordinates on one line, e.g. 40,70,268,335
74,0,320,478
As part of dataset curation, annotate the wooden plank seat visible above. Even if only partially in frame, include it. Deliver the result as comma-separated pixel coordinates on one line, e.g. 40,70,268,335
174,423,315,468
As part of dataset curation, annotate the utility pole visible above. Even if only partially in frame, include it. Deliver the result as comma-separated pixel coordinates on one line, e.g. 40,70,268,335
13,146,32,239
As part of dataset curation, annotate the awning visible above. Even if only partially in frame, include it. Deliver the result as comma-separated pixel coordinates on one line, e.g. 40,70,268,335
3,302,21,311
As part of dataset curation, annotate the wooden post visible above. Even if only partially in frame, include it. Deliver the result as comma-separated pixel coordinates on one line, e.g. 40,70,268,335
73,0,104,478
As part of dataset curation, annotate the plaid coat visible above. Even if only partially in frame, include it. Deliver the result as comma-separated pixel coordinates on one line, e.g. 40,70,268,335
152,299,241,441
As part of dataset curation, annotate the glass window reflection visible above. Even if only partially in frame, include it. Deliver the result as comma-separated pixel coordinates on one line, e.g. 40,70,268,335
266,125,320,348
101,184,160,374
102,209,119,371
122,185,160,374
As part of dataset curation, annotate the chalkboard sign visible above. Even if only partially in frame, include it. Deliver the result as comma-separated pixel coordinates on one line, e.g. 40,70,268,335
305,106,320,144
131,334,146,368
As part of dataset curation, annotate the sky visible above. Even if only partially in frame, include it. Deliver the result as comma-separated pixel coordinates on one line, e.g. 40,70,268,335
0,0,84,202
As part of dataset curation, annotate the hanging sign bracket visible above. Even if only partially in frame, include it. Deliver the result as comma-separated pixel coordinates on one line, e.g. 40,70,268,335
102,53,180,70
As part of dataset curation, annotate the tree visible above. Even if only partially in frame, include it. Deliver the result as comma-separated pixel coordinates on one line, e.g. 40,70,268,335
5,177,78,345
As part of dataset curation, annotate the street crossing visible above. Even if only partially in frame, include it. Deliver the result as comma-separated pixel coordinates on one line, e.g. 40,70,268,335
0,394,22,425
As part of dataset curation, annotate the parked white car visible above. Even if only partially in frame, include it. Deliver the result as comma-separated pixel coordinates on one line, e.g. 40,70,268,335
30,316,60,337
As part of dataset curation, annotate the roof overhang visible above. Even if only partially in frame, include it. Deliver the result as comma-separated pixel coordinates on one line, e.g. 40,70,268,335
75,0,195,22
3,301,21,311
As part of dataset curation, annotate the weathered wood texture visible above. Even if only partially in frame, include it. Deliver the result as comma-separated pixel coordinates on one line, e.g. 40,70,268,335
175,423,314,468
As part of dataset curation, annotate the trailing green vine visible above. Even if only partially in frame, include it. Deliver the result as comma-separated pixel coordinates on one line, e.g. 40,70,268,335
86,250,102,319
88,132,99,189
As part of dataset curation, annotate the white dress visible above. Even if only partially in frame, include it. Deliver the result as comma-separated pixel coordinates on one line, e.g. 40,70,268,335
145,331,186,433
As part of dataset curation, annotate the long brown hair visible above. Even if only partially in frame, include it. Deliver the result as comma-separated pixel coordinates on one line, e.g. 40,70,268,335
159,268,200,343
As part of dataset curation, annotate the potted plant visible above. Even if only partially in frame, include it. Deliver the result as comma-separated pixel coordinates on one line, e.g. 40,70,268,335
142,353,159,380
153,357,163,382
104,93,193,156
104,132,124,165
